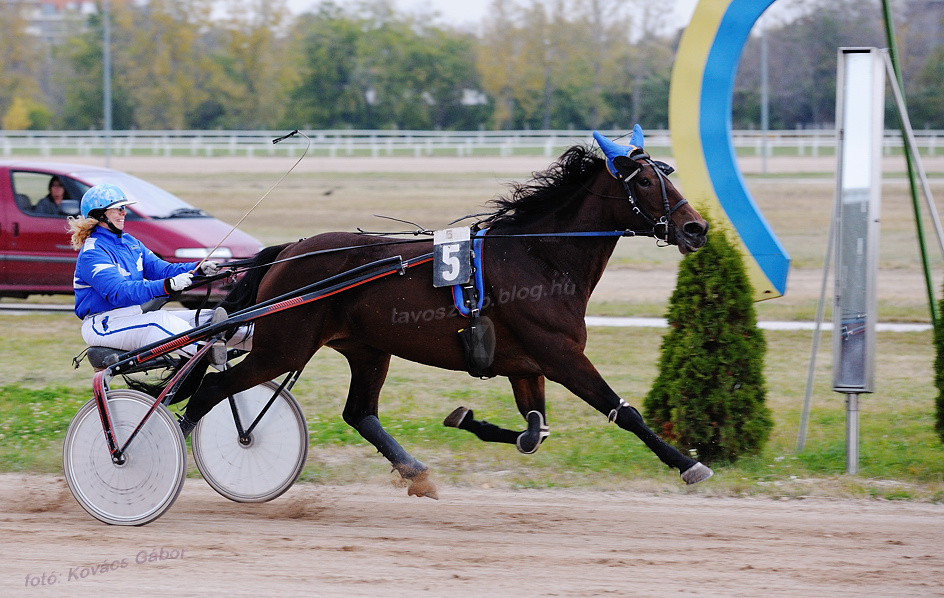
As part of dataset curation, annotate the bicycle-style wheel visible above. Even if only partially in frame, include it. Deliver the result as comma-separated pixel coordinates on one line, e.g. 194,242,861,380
63,389,186,526
192,381,308,503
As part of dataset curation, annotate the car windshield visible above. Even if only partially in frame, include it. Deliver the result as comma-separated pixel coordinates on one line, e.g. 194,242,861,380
79,171,209,219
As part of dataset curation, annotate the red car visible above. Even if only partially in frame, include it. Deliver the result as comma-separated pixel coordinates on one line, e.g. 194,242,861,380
0,160,264,307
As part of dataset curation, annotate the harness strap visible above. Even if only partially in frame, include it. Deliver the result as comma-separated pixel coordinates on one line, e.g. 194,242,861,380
452,229,487,318
618,152,683,245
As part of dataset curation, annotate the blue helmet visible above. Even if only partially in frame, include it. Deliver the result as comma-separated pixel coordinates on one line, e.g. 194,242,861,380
80,183,136,219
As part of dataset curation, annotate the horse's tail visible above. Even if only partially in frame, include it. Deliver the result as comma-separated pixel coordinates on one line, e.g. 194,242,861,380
123,370,173,400
218,243,291,313
123,356,210,405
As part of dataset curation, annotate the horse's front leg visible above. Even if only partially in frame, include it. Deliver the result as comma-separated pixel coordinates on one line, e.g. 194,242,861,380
543,351,713,485
443,375,549,454
336,343,438,499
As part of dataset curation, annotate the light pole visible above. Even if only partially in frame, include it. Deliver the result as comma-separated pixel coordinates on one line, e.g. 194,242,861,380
760,14,769,175
103,0,112,167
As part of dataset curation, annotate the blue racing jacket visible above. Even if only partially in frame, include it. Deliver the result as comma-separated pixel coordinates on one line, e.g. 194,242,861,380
73,227,197,319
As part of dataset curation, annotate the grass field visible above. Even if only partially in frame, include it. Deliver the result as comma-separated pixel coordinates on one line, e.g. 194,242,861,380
1,156,942,501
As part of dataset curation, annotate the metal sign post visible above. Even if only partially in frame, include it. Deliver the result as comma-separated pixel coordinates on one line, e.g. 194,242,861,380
832,48,885,474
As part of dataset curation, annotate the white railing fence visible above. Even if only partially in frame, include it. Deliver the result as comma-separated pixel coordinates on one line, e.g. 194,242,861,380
0,129,940,159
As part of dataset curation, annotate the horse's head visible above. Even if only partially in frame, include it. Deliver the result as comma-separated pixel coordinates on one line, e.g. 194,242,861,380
594,128,708,254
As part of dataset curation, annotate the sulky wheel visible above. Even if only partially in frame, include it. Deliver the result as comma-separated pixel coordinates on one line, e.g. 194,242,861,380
191,381,308,503
62,389,187,526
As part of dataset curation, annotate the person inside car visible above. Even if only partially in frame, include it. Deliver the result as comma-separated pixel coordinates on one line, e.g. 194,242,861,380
33,175,70,215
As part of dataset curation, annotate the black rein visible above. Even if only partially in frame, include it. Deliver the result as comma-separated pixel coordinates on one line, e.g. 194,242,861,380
193,153,683,286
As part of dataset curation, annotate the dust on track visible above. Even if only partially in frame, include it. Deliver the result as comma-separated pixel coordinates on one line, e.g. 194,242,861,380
2,473,944,597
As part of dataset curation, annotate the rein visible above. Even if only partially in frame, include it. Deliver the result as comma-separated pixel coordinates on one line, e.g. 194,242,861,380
192,130,310,274
193,229,656,286
193,153,676,285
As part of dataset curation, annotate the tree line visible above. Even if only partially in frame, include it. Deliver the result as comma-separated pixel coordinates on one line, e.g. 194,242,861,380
1,0,942,132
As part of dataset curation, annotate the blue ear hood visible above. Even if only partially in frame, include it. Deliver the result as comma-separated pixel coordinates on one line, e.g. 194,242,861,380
593,124,645,179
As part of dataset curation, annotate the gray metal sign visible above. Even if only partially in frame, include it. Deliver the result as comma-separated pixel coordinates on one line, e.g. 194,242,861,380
833,48,884,395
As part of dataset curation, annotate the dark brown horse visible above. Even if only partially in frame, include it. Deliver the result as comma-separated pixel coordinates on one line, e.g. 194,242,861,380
182,136,711,498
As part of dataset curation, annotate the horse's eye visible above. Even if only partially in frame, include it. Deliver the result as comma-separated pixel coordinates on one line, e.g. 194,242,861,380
637,177,651,188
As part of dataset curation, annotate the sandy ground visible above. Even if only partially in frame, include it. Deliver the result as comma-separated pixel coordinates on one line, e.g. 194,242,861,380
2,473,943,597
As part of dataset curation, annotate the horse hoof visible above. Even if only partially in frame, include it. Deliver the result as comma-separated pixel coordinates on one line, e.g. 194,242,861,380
443,406,471,428
406,471,439,500
681,462,714,485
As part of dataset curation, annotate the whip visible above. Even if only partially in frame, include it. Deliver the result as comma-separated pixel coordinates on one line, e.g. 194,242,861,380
193,130,310,274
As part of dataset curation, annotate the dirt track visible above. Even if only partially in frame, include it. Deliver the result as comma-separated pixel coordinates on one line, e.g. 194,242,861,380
2,473,943,597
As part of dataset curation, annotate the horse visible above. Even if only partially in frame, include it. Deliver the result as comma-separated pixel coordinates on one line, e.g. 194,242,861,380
181,129,711,498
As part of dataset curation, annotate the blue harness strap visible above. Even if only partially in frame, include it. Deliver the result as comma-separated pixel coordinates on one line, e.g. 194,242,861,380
451,229,487,317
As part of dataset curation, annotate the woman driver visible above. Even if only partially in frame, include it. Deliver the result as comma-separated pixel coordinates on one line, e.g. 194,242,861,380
68,183,223,354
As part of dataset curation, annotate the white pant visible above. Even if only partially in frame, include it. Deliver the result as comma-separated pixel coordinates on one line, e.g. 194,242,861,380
82,305,252,356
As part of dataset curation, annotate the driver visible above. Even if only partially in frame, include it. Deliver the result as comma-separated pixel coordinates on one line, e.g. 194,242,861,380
68,183,223,355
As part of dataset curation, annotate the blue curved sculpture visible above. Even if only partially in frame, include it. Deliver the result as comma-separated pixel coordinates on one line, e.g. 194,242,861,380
669,0,790,300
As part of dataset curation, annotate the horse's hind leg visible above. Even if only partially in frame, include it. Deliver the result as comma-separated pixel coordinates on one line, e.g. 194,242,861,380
336,343,438,499
180,351,290,431
511,376,549,453
443,375,549,454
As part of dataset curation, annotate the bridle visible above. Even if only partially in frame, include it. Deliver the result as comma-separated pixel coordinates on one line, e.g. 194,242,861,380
613,150,689,246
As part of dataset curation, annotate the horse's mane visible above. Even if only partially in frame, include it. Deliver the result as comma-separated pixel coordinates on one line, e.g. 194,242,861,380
479,144,605,229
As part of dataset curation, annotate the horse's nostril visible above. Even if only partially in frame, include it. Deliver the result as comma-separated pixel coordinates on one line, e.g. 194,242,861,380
684,221,708,237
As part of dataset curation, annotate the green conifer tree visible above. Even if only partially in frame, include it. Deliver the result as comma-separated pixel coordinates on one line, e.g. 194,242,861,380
644,223,772,464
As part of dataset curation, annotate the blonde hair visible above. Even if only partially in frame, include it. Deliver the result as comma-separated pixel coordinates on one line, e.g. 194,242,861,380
67,216,100,251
